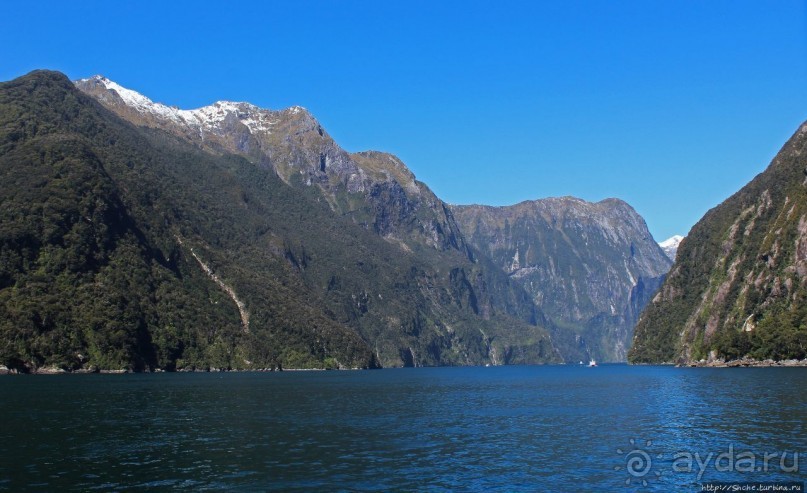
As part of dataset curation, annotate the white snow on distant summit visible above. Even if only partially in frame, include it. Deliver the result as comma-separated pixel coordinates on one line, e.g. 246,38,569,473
659,235,684,249
76,75,304,135
659,235,684,261
89,76,156,114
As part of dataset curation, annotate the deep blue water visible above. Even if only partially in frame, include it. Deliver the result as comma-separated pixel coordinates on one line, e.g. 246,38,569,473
0,365,805,492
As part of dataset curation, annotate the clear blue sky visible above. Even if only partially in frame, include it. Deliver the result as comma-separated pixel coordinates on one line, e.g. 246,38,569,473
2,1,806,240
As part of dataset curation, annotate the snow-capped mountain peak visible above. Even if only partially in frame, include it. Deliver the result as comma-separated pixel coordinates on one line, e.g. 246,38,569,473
75,75,307,135
659,235,684,261
83,75,155,112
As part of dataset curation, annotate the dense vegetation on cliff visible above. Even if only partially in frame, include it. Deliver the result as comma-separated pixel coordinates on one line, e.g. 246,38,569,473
629,121,807,364
0,70,557,372
0,71,379,371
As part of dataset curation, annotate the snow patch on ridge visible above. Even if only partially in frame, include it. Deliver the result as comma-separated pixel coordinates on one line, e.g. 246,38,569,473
76,75,304,135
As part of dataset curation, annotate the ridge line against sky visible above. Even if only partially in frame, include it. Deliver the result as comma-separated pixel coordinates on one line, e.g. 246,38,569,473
2,0,806,241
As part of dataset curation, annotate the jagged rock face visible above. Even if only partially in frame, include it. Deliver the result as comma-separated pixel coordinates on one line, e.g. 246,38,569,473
75,76,466,253
452,197,672,362
630,121,807,364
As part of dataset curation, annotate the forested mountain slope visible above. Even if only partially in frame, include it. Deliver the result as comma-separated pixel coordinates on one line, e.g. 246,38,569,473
630,120,807,364
0,70,557,372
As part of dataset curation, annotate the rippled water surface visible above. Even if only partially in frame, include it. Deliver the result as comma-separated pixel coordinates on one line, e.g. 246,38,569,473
1,365,805,491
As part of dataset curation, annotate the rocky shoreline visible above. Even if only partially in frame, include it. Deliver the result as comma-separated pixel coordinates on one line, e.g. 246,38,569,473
0,365,364,375
681,357,807,368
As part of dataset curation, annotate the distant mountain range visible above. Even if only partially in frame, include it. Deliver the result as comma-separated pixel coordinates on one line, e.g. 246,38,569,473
630,120,807,364
0,70,671,372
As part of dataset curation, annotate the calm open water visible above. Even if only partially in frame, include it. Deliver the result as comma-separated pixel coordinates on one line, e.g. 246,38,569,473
1,365,805,492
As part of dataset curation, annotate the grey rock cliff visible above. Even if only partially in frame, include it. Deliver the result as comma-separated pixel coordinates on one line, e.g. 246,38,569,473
452,197,672,362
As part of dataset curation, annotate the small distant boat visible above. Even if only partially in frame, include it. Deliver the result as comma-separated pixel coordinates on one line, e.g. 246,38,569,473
588,360,597,367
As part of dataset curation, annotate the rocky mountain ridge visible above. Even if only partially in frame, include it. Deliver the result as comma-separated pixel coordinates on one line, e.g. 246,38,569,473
452,197,672,362
75,76,467,254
